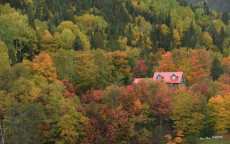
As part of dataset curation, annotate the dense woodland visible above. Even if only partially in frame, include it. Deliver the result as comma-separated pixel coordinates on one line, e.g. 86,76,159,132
186,0,230,13
0,0,230,143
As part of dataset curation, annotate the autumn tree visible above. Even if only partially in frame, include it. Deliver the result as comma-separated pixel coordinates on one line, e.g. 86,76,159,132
57,97,82,143
149,82,173,137
208,94,230,136
57,21,91,51
75,14,108,35
158,51,176,72
171,86,205,136
60,29,75,50
172,47,191,83
109,51,132,84
202,32,213,50
173,29,181,47
32,52,57,81
62,79,75,99
189,49,212,84
222,56,230,75
0,42,10,74
134,57,148,78
40,31,63,52
74,51,98,90
91,49,114,88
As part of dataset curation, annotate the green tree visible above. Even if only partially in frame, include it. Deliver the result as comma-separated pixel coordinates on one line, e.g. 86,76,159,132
74,51,98,90
57,97,82,143
93,32,105,50
0,63,29,91
0,42,10,74
5,101,45,144
221,12,229,25
91,49,113,88
0,4,38,62
210,58,224,81
51,49,76,81
73,34,84,51
60,29,75,50
109,51,132,85
40,31,63,52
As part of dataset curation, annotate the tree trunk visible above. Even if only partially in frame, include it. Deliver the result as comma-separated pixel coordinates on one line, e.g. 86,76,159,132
0,122,5,144
160,115,163,138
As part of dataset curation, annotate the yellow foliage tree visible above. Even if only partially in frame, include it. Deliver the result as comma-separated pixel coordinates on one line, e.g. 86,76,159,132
202,32,213,50
0,42,10,74
173,29,181,46
57,21,91,51
74,52,98,90
171,86,205,135
208,94,230,135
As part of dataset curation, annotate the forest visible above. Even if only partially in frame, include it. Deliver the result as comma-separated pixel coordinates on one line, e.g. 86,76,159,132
0,0,230,143
186,0,230,13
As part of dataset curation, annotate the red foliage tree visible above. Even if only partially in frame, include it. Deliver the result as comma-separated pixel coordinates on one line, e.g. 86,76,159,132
150,82,173,116
134,57,148,78
82,90,104,104
62,79,75,99
149,82,173,137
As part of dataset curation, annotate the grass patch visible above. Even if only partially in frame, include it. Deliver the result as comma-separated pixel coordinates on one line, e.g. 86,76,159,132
199,139,230,144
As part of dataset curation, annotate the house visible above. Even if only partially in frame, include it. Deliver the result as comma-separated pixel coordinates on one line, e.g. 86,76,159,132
133,72,185,86
133,78,153,84
153,72,185,86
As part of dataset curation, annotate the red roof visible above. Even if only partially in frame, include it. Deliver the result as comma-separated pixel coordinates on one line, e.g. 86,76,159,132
153,72,184,84
133,78,153,84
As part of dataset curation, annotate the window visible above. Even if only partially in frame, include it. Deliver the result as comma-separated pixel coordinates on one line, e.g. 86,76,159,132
157,75,162,80
171,74,177,80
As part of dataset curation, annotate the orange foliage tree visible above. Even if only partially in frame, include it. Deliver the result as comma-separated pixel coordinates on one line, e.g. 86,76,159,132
222,56,230,75
158,52,176,72
189,49,211,84
32,52,57,81
165,130,184,144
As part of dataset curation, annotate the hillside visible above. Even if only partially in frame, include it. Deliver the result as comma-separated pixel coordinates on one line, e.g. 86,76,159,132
0,0,230,143
186,0,230,12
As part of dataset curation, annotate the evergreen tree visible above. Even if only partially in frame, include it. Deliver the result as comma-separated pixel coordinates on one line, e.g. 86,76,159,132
221,12,229,25
126,25,133,46
203,1,209,15
182,21,196,48
210,58,224,81
219,27,225,52
5,101,45,144
73,35,84,51
166,11,171,27
137,33,143,49
93,32,105,50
